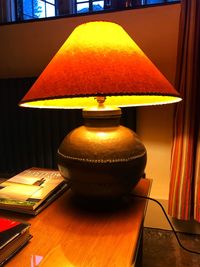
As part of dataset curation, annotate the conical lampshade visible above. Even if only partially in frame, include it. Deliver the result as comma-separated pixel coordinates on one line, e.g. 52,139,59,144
19,21,181,108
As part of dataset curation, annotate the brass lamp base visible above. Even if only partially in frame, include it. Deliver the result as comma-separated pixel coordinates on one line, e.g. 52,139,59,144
57,106,147,199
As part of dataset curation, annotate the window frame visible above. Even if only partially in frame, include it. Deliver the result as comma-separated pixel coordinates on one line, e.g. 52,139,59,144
75,0,105,14
0,0,180,24
15,0,58,21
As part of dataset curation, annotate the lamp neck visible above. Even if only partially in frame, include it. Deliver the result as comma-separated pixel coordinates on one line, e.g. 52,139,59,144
82,106,122,127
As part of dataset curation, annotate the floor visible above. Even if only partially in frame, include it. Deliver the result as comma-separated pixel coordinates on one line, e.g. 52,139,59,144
143,228,200,267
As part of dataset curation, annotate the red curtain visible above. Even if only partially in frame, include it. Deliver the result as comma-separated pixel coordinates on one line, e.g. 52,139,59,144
168,0,200,221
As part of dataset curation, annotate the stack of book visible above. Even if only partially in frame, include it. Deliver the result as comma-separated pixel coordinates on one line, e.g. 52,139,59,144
0,167,69,265
0,167,69,215
0,217,31,266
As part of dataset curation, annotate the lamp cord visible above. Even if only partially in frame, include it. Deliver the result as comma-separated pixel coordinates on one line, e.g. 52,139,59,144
131,194,200,255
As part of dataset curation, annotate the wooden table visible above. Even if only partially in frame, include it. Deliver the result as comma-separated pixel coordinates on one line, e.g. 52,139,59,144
1,178,151,267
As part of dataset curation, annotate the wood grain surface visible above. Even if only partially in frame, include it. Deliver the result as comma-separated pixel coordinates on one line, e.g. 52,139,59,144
0,178,151,267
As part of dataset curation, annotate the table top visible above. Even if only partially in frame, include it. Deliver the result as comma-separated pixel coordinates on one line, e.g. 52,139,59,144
1,178,151,267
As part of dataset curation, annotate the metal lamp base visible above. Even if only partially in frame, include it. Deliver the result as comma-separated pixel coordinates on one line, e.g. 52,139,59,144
57,106,147,199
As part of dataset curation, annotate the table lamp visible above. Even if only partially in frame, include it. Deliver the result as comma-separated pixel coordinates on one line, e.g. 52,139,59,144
19,21,181,200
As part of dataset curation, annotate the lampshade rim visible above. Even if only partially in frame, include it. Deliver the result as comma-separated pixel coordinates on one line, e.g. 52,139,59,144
19,92,181,106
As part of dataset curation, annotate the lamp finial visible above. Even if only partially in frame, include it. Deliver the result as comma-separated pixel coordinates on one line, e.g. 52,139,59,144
96,96,106,108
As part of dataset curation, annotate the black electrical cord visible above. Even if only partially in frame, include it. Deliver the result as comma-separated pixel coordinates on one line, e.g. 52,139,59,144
67,182,199,254
131,194,200,255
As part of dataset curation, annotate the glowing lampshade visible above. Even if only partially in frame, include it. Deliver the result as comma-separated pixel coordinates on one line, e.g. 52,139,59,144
19,21,181,200
20,21,181,108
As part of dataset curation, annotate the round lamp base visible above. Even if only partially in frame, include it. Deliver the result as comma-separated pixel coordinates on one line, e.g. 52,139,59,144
57,107,147,199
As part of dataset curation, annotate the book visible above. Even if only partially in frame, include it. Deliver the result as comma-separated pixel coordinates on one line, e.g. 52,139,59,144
0,217,31,266
0,168,69,215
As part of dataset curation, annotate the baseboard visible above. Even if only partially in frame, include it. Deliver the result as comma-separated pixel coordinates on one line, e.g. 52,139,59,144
144,198,200,235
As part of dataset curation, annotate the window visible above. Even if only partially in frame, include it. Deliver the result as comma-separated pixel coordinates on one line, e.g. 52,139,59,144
74,0,179,14
16,0,57,21
142,0,178,4
76,0,105,13
0,0,180,24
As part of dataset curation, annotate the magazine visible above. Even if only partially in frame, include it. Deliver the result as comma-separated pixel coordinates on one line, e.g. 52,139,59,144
0,168,69,215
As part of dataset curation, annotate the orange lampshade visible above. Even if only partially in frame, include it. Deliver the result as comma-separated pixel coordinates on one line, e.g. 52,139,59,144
19,21,181,108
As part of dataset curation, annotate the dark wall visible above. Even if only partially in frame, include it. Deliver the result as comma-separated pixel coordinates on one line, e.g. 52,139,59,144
0,77,136,176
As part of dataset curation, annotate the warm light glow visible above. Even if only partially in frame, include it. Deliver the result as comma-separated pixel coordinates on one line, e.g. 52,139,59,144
19,21,181,108
20,95,181,109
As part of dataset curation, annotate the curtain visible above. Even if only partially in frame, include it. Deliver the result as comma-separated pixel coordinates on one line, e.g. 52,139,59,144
168,0,200,221
0,0,15,23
